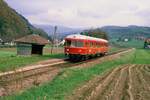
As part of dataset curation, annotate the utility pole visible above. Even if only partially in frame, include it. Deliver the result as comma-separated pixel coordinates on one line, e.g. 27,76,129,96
55,26,58,53
51,26,57,54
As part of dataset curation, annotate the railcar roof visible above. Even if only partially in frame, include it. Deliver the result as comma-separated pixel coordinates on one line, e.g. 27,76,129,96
65,34,108,43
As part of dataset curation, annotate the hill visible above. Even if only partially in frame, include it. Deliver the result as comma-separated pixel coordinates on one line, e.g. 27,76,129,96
81,28,108,40
0,0,48,42
100,25,150,48
34,25,83,37
101,25,150,39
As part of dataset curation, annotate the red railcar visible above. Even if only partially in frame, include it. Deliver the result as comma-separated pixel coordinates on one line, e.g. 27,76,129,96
64,34,109,61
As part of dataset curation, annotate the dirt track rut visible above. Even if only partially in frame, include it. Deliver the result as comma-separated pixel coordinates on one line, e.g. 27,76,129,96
69,64,150,100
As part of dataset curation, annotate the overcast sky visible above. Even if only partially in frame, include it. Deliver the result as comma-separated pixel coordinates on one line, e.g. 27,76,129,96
5,0,150,28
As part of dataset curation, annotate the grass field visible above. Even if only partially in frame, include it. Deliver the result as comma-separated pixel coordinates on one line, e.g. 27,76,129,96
1,49,150,100
0,51,16,57
0,47,64,72
111,39,144,48
108,46,124,53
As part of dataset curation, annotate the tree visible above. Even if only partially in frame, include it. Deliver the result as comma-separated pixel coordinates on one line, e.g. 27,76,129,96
82,28,108,40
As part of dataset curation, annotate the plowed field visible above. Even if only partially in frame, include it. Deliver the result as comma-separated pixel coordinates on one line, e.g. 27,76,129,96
69,64,150,100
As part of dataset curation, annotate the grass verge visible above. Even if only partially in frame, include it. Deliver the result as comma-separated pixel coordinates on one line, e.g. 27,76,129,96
0,51,65,72
1,49,150,100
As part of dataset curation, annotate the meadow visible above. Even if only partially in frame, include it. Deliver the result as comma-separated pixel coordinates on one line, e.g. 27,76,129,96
1,49,150,100
111,39,144,48
0,47,64,72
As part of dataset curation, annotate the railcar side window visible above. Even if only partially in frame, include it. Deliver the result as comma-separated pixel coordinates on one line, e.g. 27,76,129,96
76,41,83,47
85,42,89,47
98,43,101,47
65,40,71,46
90,42,93,47
96,43,99,47
70,41,76,47
66,40,83,47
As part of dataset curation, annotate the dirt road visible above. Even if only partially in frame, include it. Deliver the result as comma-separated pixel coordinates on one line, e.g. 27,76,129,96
69,64,150,100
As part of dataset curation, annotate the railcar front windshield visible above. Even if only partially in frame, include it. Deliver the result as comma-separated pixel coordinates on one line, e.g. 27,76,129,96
65,40,83,47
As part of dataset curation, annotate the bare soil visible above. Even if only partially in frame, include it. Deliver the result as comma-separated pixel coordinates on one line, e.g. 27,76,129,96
68,64,150,100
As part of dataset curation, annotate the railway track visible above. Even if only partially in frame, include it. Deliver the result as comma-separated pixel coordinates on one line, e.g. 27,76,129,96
0,48,134,96
0,59,66,83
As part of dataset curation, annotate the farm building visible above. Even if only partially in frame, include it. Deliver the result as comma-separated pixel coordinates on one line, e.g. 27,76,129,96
144,38,150,49
15,34,49,55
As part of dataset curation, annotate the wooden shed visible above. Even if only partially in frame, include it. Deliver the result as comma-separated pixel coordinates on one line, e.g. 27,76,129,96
15,34,49,55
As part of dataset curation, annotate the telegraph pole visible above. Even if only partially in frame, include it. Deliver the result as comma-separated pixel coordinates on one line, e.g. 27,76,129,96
55,26,58,53
51,26,57,54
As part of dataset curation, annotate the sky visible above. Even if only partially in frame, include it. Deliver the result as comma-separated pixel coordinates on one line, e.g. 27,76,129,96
5,0,150,28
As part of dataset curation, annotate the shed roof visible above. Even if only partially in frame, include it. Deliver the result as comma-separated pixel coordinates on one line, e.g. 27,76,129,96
15,34,49,45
